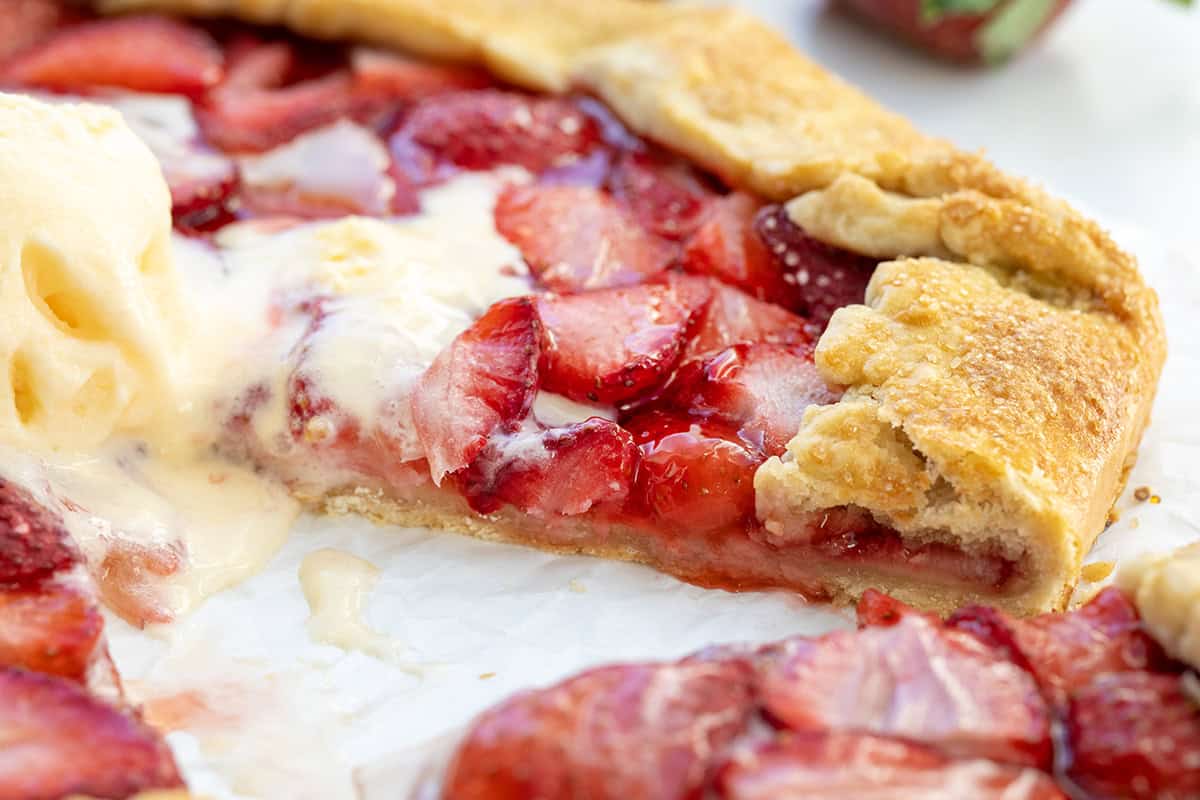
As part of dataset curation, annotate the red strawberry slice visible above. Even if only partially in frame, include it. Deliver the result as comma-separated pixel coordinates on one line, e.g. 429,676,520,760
442,659,756,800
413,297,541,484
168,156,239,234
0,585,102,683
93,540,181,629
686,279,812,359
655,342,839,456
681,192,801,309
856,587,937,629
0,666,182,799
1064,671,1200,800
608,151,717,241
200,71,357,153
625,410,761,534
757,611,1053,767
459,418,639,517
755,205,878,330
239,119,409,219
495,184,675,292
220,37,296,91
397,90,602,174
0,0,73,63
535,281,710,405
947,587,1173,706
716,733,1067,800
0,479,76,588
350,48,491,106
2,16,223,98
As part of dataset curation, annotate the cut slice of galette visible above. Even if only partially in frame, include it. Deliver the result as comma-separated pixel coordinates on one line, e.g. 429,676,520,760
0,0,1165,645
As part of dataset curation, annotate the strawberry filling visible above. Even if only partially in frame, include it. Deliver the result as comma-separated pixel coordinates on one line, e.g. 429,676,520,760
1,5,1024,599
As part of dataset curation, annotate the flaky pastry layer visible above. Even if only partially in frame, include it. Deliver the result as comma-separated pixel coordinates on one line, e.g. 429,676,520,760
93,0,1166,613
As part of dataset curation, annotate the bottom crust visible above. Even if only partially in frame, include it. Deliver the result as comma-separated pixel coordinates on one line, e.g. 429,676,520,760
316,483,1042,617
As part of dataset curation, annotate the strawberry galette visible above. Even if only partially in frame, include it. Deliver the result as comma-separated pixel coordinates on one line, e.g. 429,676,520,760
0,0,1176,795
0,0,1165,625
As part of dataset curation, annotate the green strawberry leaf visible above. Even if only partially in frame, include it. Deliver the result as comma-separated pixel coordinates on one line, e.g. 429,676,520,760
921,0,1003,23
976,0,1058,62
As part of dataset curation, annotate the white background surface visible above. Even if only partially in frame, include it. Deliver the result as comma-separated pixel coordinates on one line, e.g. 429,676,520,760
107,3,1200,798
743,0,1200,248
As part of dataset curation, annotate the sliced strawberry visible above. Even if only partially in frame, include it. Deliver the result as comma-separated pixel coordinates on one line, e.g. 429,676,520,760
200,71,357,153
2,16,222,98
535,281,709,405
716,733,1067,800
681,193,800,309
856,587,937,629
220,36,296,91
1064,671,1200,799
413,297,541,483
397,90,603,174
757,611,1053,767
655,342,839,455
608,151,717,241
625,410,761,535
947,587,1173,706
351,48,491,106
0,479,76,588
239,119,409,219
0,0,72,63
686,279,812,359
442,659,756,800
0,666,182,799
168,156,239,233
755,205,878,330
0,585,102,683
93,540,181,629
459,418,639,517
495,184,674,292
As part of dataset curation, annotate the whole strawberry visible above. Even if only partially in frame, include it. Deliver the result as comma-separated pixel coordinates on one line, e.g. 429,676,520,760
841,0,1189,64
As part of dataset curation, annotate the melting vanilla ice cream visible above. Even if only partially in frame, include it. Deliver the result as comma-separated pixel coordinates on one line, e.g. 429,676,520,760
0,93,185,450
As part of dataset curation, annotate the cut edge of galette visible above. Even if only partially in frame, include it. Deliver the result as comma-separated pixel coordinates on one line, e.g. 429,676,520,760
0,0,1167,641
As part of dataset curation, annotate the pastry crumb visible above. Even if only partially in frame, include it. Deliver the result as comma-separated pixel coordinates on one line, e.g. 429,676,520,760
568,579,587,594
1130,517,1141,529
1150,494,1162,505
1133,486,1151,502
479,672,496,680
1081,561,1115,583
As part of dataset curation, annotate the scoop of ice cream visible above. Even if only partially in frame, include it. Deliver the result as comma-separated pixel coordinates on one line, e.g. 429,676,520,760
0,93,184,450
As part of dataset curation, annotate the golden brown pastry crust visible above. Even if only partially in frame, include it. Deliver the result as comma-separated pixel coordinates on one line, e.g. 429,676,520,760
94,0,1166,614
